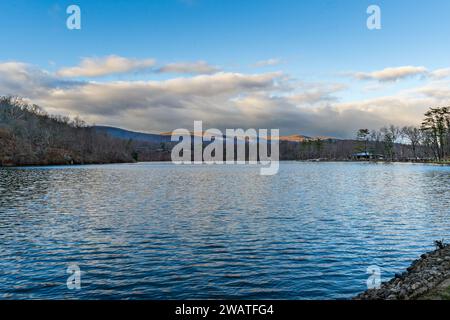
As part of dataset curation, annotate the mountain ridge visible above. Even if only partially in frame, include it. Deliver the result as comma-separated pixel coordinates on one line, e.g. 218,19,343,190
94,126,340,143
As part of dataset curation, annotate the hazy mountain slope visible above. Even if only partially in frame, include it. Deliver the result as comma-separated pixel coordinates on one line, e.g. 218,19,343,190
94,126,173,143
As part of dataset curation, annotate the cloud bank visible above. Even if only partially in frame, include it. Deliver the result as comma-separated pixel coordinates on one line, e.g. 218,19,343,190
352,66,428,82
157,61,220,74
1,60,450,138
57,55,156,77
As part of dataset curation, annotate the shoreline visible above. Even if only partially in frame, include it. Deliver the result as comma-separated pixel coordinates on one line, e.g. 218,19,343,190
2,159,450,169
355,244,450,300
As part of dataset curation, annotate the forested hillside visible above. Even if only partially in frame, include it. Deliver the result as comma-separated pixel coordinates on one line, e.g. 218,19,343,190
1,96,444,166
0,97,135,166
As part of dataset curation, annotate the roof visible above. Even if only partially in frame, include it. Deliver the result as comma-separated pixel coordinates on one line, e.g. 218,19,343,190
353,152,372,156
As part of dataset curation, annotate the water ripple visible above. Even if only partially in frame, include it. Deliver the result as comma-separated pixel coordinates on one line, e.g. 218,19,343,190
1,162,450,299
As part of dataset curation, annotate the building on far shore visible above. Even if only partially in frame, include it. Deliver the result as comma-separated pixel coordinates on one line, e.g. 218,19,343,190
352,152,385,160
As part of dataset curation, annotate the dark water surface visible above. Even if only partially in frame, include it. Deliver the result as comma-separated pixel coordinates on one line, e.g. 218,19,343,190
1,162,450,299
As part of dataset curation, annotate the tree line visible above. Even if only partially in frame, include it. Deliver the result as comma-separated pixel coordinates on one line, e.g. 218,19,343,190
0,96,137,166
1,96,449,165
354,106,450,162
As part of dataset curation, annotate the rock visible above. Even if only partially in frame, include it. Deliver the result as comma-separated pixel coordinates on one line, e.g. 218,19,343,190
354,244,450,300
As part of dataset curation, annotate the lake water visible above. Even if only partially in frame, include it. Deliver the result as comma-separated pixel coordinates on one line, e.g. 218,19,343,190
1,162,450,299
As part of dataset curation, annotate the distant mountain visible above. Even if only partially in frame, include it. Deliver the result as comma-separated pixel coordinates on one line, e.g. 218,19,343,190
277,134,312,142
95,126,339,144
277,134,340,142
94,126,173,143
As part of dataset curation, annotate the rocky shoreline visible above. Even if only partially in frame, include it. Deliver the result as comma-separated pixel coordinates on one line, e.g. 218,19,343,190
355,243,450,300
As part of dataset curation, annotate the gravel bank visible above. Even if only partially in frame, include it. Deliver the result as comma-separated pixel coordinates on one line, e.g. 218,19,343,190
355,244,450,300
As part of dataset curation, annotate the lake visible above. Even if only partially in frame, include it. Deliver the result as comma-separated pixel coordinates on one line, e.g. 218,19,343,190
1,162,450,299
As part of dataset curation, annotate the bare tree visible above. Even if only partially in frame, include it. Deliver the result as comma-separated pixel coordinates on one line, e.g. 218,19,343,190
402,126,422,160
421,107,450,161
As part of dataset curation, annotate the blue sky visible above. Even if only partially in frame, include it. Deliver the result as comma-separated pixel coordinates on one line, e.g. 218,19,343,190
1,0,450,137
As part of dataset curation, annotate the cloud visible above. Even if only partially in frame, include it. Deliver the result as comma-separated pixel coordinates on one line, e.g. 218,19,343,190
57,55,156,78
0,62,82,98
429,68,450,80
157,61,220,74
352,66,428,82
58,57,221,77
253,58,282,68
287,83,346,105
2,61,450,138
3,68,281,118
414,82,450,100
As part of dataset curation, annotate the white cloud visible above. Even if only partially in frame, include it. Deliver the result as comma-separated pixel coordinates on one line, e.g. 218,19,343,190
287,83,346,105
253,58,282,68
157,61,220,74
2,61,450,138
0,62,81,98
414,82,450,99
429,68,450,80
57,55,156,78
352,66,428,82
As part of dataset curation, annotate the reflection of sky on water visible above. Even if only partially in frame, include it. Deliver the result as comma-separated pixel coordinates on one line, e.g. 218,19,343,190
1,162,450,299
